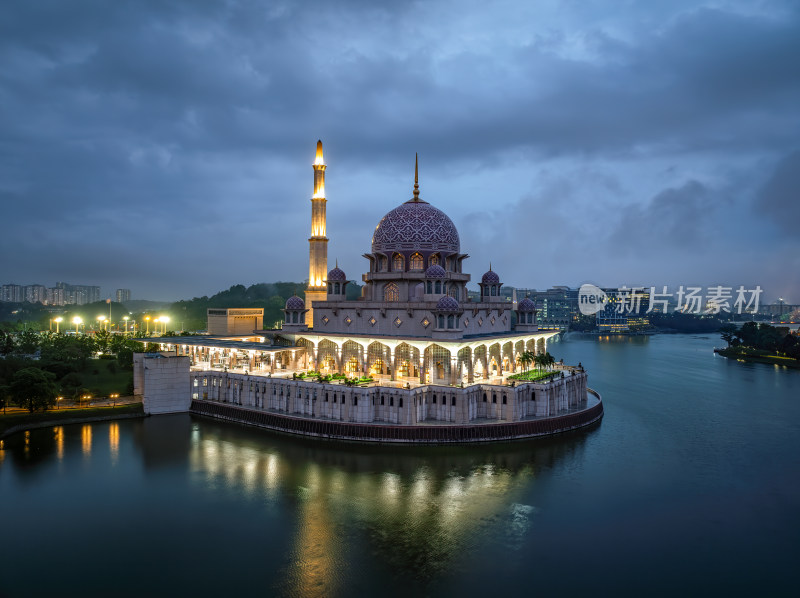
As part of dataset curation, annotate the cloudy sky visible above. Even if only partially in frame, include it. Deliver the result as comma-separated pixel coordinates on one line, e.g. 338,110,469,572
2,0,798,302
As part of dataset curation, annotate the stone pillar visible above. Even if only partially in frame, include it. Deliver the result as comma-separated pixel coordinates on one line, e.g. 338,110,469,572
390,348,397,381
313,346,319,371
362,348,368,375
419,354,425,384
335,346,343,374
467,353,474,384
449,355,457,385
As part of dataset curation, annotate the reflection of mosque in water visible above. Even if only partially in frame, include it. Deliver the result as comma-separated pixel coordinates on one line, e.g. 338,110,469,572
186,417,591,595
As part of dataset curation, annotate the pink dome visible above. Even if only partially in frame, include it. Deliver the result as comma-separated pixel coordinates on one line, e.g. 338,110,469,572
481,269,500,284
435,296,461,312
285,295,305,310
518,297,535,311
424,264,446,278
327,266,347,282
372,199,460,254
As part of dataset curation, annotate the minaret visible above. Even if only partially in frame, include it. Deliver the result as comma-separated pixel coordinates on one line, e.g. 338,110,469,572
305,140,328,327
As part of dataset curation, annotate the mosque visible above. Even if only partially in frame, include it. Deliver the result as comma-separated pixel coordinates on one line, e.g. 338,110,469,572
137,141,602,442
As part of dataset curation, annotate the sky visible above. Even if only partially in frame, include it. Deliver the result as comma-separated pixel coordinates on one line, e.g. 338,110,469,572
1,0,798,303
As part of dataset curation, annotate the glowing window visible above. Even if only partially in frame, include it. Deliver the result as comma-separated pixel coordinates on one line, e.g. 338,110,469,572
393,253,404,271
383,283,399,302
410,252,423,271
429,253,440,266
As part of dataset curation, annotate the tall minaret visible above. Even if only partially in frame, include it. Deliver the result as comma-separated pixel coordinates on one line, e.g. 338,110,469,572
305,140,328,327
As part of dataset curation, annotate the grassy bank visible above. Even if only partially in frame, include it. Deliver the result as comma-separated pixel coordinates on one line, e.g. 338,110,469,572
716,348,800,369
0,402,144,436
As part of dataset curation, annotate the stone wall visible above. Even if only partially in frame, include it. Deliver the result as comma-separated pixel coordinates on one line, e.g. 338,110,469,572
189,369,589,425
141,355,191,415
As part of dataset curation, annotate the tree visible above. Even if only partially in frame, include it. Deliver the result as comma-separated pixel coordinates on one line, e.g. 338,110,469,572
520,351,535,371
719,324,738,347
10,367,58,413
60,372,84,400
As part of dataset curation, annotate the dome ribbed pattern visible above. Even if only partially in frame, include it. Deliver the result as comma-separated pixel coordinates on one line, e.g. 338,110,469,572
517,297,535,311
481,270,500,284
424,264,446,278
327,267,347,282
285,296,305,310
372,200,460,254
435,296,461,312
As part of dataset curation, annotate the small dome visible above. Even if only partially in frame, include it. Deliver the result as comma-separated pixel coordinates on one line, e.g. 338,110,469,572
327,266,347,282
435,296,461,312
518,297,535,312
481,269,500,284
285,295,305,310
424,264,446,278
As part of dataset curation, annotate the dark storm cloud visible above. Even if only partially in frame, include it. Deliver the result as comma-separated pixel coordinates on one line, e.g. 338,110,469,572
1,0,798,300
757,150,800,235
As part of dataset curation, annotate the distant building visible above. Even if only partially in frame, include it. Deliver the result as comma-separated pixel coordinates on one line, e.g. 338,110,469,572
1,284,23,303
514,286,578,330
116,288,132,303
207,308,264,335
597,287,651,332
24,284,48,304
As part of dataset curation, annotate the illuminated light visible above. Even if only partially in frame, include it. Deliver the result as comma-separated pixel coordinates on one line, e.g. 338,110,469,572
314,139,324,165
82,425,92,456
109,423,120,464
312,183,325,198
54,426,64,460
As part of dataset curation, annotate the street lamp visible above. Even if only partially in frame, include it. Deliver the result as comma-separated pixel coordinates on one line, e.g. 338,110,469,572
161,316,170,334
72,316,83,334
154,317,160,336
54,316,63,333
145,316,151,335
123,315,129,333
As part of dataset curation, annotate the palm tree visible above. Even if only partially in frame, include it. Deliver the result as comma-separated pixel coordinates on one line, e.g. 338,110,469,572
520,350,535,371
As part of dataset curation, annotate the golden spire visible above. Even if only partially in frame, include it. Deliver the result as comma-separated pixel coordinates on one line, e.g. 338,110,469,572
315,140,324,166
413,153,420,201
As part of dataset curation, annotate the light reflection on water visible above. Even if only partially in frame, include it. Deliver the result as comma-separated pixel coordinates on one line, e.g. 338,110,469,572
4,335,799,597
184,420,558,596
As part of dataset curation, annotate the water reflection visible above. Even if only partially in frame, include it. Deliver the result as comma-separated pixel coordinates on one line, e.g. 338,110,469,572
54,426,64,461
109,423,119,465
187,419,590,593
81,425,92,457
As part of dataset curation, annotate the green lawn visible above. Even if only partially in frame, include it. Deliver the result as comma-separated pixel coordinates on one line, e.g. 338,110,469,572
508,369,560,382
0,403,144,436
76,360,133,397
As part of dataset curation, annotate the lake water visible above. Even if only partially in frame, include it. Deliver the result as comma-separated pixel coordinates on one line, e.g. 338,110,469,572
2,334,799,597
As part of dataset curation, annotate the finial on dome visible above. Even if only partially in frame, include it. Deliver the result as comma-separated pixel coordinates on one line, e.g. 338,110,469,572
314,140,324,166
413,153,420,201
489,262,492,271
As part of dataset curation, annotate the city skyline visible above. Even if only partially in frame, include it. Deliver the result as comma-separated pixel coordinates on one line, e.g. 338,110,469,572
2,1,798,301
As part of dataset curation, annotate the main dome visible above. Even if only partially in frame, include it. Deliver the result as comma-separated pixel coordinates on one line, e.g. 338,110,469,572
372,199,460,254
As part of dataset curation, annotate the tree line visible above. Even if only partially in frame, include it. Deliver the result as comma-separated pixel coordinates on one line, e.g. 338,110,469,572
718,322,800,359
0,330,150,413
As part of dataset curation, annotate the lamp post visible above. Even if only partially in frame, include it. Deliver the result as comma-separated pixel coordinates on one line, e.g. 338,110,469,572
54,317,62,333
154,317,160,336
161,316,170,334
72,316,82,334
145,316,151,335
123,316,129,333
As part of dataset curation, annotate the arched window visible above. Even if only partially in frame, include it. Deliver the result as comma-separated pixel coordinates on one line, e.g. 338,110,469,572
455,316,460,328
491,285,497,296
393,253,404,272
334,282,340,294
448,285,459,300
383,283,399,302
327,283,332,293
285,313,290,323
435,281,441,294
438,315,445,328
379,256,387,271
426,281,432,294
447,314,454,328
292,312,298,323
429,253,440,266
410,252,423,271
